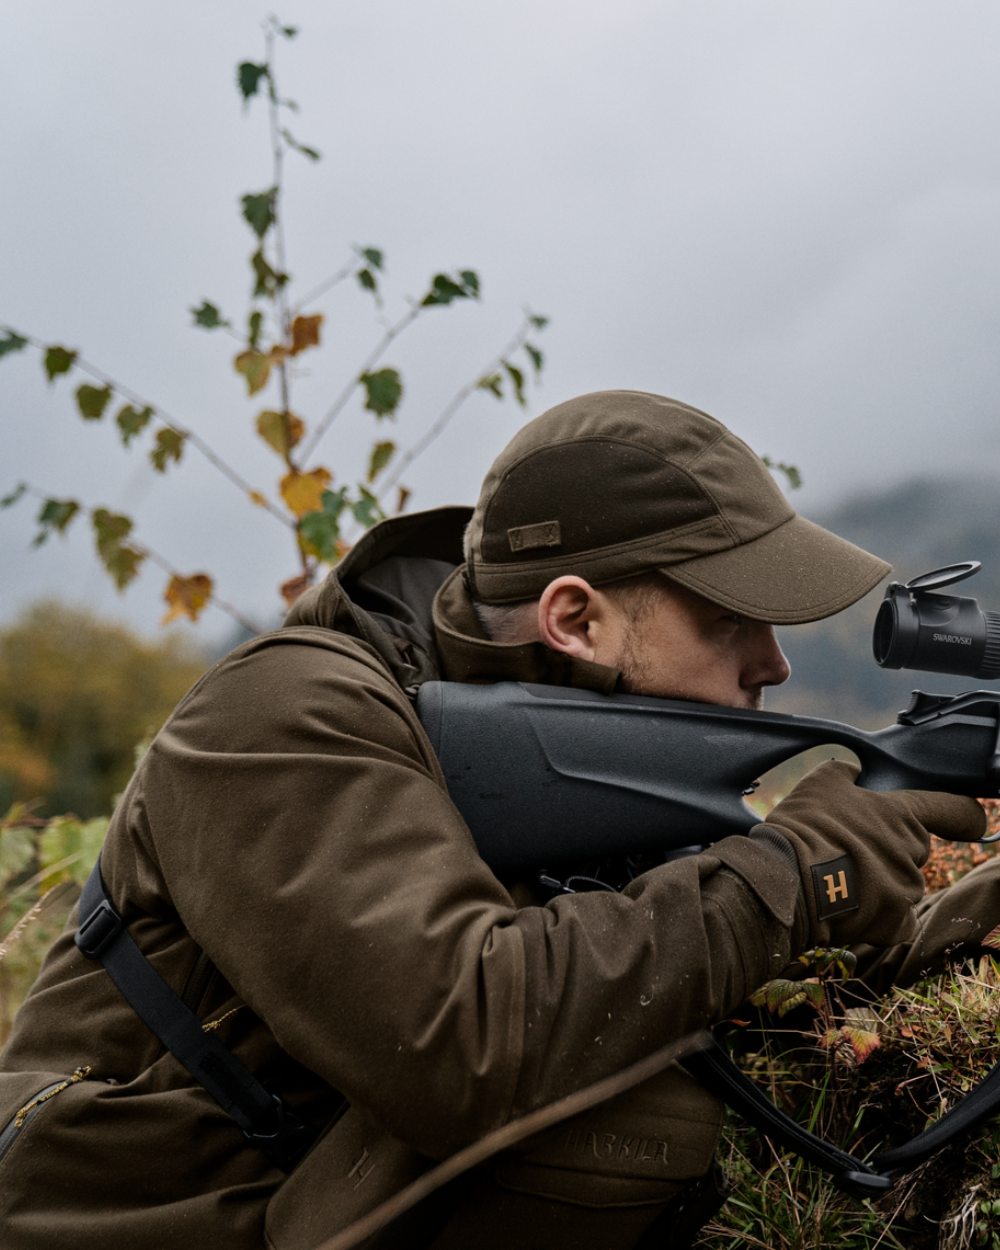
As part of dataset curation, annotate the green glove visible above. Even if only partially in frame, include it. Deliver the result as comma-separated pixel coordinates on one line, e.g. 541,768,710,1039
751,760,986,949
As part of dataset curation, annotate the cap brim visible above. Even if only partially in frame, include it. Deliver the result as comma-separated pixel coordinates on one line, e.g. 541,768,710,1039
663,514,891,624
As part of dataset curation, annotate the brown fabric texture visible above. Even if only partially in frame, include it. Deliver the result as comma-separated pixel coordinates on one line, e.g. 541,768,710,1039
465,390,890,621
2,503,993,1250
0,509,804,1250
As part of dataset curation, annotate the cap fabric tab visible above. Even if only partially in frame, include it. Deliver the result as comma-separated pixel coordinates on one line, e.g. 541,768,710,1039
508,521,562,553
465,390,889,622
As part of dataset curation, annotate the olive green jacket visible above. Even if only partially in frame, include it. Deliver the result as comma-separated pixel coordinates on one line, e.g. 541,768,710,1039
0,507,803,1250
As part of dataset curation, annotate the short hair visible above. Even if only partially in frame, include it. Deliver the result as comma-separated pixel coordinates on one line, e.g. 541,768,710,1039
472,572,669,644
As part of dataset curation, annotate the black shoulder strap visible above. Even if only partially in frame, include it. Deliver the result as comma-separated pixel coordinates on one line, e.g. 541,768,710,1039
685,1031,1000,1195
75,858,318,1173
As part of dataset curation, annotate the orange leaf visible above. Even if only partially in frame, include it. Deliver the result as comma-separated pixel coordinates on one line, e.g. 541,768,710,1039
280,571,314,609
280,467,332,518
289,313,323,356
161,573,214,625
248,490,269,508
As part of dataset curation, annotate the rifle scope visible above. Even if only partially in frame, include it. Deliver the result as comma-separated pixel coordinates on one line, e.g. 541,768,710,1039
873,562,1000,679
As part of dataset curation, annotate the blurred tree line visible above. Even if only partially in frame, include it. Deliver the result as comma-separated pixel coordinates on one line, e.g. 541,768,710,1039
0,602,207,819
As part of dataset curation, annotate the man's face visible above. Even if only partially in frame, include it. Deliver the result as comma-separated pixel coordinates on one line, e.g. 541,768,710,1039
603,578,791,710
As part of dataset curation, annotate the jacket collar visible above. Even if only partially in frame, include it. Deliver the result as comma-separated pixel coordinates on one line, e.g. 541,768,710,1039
284,505,621,696
432,566,620,693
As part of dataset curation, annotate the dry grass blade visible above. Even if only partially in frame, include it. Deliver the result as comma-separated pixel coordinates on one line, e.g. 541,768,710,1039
0,880,77,964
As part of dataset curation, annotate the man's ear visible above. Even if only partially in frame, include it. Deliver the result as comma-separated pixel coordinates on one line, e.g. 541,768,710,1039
537,576,601,659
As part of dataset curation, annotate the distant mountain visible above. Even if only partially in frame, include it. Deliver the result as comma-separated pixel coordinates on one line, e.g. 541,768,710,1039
767,474,1000,727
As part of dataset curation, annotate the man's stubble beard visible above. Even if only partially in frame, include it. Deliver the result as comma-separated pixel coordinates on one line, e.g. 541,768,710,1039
617,624,763,711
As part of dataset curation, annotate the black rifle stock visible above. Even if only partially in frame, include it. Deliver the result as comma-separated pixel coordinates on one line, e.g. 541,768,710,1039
416,682,1000,871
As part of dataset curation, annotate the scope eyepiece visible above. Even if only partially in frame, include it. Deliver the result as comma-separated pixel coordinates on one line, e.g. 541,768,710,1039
873,561,1000,680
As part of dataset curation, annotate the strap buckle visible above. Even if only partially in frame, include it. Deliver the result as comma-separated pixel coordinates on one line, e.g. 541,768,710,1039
75,899,125,959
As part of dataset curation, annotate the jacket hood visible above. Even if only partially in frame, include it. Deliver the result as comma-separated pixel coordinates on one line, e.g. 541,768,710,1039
284,505,621,695
284,506,469,689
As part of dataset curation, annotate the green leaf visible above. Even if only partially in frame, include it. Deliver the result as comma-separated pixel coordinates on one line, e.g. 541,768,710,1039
0,824,34,889
367,440,396,482
357,268,377,294
503,361,526,407
351,485,385,530
298,487,348,562
43,346,77,383
525,342,544,377
1,482,26,508
237,61,269,102
104,544,145,590
750,978,819,1016
74,383,113,421
92,507,132,554
150,429,185,472
420,271,478,308
0,330,27,359
92,508,145,590
528,312,550,330
477,373,504,399
38,815,107,888
241,188,278,240
115,404,153,446
34,497,80,546
191,300,230,329
280,127,321,160
358,246,384,270
247,310,264,350
250,248,288,299
360,368,403,418
762,456,803,491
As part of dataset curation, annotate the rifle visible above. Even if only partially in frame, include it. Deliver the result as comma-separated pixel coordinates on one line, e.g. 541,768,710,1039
418,562,1000,871
415,563,1000,1195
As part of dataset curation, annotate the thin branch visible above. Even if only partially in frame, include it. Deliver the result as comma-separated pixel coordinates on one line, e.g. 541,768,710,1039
290,256,357,316
140,547,261,635
376,312,536,502
19,482,262,635
12,331,294,531
263,32,310,577
299,302,423,464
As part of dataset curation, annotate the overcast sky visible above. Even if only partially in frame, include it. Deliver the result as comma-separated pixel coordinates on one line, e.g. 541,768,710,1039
5,1,1000,643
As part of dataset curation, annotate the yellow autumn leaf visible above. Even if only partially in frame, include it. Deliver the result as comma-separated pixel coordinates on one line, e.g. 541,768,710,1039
280,467,332,518
256,409,306,457
248,490,269,508
289,313,323,356
161,573,214,625
234,350,272,396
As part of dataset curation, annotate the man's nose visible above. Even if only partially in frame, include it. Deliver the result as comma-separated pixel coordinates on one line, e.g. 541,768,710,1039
743,625,791,689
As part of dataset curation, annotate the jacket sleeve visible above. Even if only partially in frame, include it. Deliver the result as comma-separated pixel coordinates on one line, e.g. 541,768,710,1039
136,630,801,1158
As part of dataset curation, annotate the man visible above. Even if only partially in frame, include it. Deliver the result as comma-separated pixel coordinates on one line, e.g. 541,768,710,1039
0,391,993,1249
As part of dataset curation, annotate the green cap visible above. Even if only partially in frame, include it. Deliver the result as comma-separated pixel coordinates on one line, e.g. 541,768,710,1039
465,390,890,623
